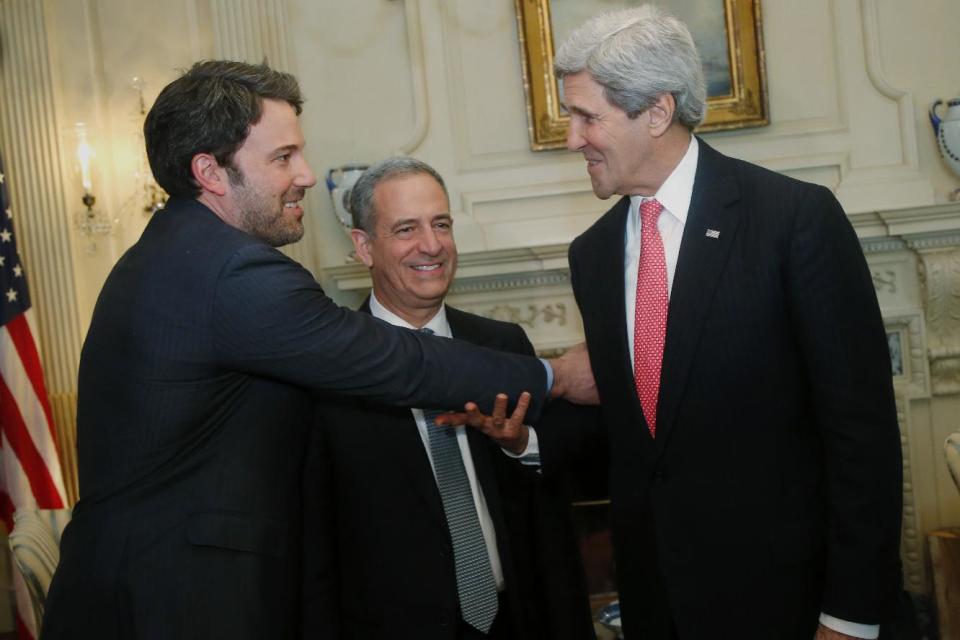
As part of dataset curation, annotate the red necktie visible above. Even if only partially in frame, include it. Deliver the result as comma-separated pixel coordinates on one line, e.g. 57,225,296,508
633,199,667,437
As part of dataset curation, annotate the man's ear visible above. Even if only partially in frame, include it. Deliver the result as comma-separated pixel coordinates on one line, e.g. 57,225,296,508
191,153,229,196
647,92,676,138
351,228,375,267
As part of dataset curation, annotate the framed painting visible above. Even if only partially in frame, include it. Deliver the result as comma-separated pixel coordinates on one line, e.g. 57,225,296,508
515,0,769,150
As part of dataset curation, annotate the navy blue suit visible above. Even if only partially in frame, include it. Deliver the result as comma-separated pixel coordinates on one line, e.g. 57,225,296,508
43,198,547,639
554,140,902,639
302,303,594,640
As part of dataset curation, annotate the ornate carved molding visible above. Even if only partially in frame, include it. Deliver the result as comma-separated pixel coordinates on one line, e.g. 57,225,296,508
886,312,931,399
915,248,960,395
475,302,567,329
907,232,960,251
861,238,907,254
847,203,960,396
452,291,582,354
449,271,569,295
895,391,925,591
872,268,898,294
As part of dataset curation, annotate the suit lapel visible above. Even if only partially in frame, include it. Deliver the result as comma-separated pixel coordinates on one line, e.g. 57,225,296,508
383,407,449,526
360,298,447,527
447,306,493,348
654,139,742,452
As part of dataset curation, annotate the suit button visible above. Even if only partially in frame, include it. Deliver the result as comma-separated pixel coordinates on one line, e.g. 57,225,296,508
439,613,450,626
652,470,666,485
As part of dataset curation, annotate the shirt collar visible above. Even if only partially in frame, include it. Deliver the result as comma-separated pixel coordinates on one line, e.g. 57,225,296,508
369,291,451,338
629,135,699,224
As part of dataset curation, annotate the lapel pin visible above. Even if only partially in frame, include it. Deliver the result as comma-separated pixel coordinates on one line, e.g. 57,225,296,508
705,229,720,239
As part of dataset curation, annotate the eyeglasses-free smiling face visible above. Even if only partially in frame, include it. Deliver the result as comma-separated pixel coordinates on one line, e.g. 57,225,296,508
353,173,457,323
226,98,317,247
563,71,658,199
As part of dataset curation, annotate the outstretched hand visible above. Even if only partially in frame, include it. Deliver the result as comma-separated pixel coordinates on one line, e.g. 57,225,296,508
433,392,532,454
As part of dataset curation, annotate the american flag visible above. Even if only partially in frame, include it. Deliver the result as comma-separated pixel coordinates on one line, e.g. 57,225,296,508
0,152,67,638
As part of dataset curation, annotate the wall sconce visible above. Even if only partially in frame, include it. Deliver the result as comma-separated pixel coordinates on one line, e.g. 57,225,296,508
66,79,168,254
128,77,167,216
72,122,114,240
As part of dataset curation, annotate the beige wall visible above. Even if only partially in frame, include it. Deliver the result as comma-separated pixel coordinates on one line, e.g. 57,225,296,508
18,0,957,314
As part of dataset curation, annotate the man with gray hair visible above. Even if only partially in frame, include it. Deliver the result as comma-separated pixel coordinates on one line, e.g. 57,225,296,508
465,5,902,639
302,157,595,640
556,6,901,639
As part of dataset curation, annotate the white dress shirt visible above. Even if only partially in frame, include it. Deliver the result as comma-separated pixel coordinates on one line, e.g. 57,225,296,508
368,293,504,590
624,136,697,372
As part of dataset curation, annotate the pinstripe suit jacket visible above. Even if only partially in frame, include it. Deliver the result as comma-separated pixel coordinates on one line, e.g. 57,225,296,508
42,198,547,639
558,139,902,639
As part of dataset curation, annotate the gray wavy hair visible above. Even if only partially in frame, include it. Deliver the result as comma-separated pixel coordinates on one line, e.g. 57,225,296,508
349,156,448,234
554,5,706,129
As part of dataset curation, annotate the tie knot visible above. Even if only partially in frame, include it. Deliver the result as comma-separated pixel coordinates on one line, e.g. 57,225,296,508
639,198,663,227
419,327,435,336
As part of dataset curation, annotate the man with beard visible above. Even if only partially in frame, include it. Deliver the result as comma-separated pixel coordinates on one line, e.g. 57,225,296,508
42,60,596,639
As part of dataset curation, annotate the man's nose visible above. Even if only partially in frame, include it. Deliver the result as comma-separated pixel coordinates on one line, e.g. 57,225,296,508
295,157,317,188
418,227,443,254
566,122,585,152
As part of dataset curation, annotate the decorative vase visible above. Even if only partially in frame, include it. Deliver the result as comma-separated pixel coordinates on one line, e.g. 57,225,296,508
929,98,960,199
324,164,368,232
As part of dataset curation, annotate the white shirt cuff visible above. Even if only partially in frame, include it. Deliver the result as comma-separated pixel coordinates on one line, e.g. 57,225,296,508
539,358,553,395
502,426,541,467
819,613,879,639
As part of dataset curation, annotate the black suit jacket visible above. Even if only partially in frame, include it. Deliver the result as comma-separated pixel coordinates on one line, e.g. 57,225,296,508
556,139,902,639
302,303,594,640
42,199,548,640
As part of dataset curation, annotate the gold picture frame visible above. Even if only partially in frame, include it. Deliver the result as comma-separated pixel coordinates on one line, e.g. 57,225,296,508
515,0,769,150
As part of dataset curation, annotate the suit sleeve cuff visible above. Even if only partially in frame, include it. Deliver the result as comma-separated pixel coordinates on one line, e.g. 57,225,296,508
819,613,879,639
540,358,553,396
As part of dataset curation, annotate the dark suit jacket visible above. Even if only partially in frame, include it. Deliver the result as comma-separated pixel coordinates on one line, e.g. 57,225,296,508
554,139,902,640
42,199,548,640
302,303,594,640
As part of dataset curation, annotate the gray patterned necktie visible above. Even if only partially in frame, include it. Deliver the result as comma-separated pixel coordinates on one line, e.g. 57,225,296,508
419,327,499,633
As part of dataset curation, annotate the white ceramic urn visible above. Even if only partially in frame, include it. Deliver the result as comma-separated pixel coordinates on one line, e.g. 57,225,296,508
324,164,368,231
930,98,960,179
